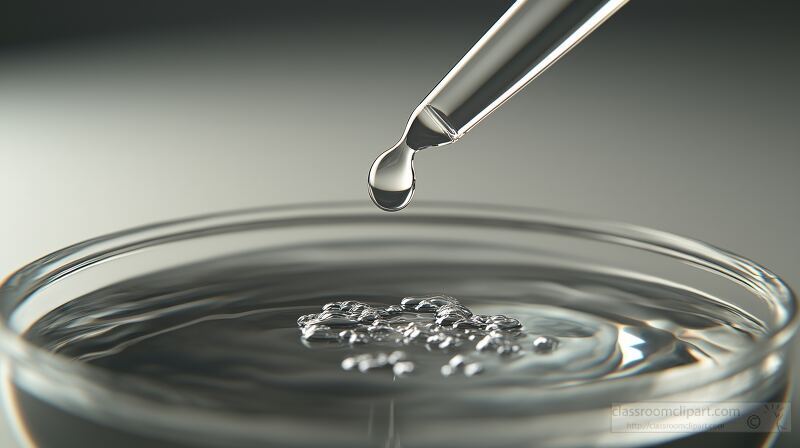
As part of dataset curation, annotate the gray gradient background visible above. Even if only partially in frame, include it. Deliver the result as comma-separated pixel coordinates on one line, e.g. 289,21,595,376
0,0,798,446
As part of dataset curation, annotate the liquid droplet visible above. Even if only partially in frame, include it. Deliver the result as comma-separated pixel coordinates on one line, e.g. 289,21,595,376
368,143,415,211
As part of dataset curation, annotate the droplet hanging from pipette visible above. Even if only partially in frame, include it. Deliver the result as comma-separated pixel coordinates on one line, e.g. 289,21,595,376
368,142,416,212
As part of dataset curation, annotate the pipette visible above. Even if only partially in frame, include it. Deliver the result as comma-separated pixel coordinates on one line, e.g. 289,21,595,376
368,0,628,211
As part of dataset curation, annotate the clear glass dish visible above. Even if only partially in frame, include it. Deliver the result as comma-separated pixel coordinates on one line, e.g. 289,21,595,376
0,202,795,448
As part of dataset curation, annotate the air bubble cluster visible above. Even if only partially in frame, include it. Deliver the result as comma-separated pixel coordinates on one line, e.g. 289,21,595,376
297,295,557,376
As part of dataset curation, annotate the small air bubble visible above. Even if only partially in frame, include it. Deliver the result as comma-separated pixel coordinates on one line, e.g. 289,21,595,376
387,351,407,364
533,336,559,353
438,336,459,349
414,301,439,313
435,314,462,326
448,354,466,368
385,305,404,314
400,297,425,310
471,315,491,324
491,317,522,329
341,357,358,370
475,335,496,352
464,363,484,377
297,314,317,327
322,302,343,311
393,361,415,376
358,311,380,324
453,320,482,330
302,325,339,341
497,344,521,356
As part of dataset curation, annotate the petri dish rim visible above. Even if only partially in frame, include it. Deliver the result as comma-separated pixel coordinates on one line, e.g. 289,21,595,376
0,201,796,446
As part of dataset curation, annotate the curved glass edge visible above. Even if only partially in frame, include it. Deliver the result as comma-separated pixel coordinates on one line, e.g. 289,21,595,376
0,201,795,443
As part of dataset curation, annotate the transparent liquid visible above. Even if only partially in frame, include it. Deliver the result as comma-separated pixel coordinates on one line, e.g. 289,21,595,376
10,253,783,447
368,143,416,212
